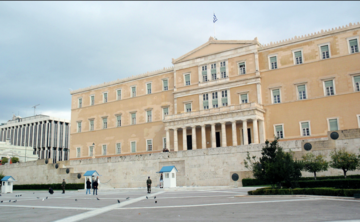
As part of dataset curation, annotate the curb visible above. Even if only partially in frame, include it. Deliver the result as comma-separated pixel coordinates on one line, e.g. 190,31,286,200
236,195,358,200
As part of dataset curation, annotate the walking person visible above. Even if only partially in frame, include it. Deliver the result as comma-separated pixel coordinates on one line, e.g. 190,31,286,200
86,178,91,195
93,178,98,195
146,176,152,193
61,179,66,194
159,173,163,189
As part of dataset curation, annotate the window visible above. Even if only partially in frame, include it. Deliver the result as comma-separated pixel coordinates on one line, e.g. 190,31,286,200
301,122,310,136
103,117,107,129
116,115,121,127
185,74,190,86
320,45,330,59
103,92,108,103
202,65,208,82
357,115,360,128
221,90,228,106
131,141,136,153
212,92,218,108
163,137,166,148
240,94,248,104
270,56,277,70
349,38,359,54
272,89,281,104
172,173,175,178
90,95,95,106
239,62,246,75
294,51,303,64
185,103,192,112
165,173,169,178
354,76,360,92
297,85,307,100
220,61,226,78
211,63,217,80
147,110,152,123
77,122,81,133
76,147,80,158
275,125,284,139
131,113,136,125
203,94,209,110
117,89,122,100
102,145,107,155
163,107,169,120
324,80,334,96
131,87,136,97
329,118,338,131
89,119,94,131
78,98,82,108
89,146,94,157
163,79,168,91
147,139,152,151
116,143,121,154
147,83,152,94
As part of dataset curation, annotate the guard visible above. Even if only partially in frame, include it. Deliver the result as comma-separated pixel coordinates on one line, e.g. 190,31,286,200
146,176,152,193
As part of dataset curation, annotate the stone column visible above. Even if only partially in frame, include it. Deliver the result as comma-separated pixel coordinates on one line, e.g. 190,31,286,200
174,128,178,151
259,119,266,143
232,121,237,146
166,128,170,150
192,126,197,150
221,122,227,147
183,127,187,150
253,119,259,144
243,120,248,145
201,125,206,149
211,123,216,148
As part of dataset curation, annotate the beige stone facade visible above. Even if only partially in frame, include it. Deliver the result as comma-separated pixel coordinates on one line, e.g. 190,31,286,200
70,22,360,160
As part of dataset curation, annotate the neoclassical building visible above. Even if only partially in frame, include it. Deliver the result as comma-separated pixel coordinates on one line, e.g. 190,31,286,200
70,22,360,159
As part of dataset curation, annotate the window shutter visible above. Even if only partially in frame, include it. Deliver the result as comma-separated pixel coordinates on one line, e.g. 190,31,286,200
297,85,305,92
239,62,245,67
220,66,226,72
321,45,329,52
211,68,216,74
294,51,302,58
329,119,338,131
275,125,282,132
185,74,190,82
147,110,151,116
272,89,280,96
325,80,333,87
354,76,360,83
301,122,309,129
163,108,168,115
202,71,207,76
186,104,191,110
163,80,168,87
270,56,277,63
147,83,151,89
131,113,136,119
349,39,358,47
203,100,208,107
241,94,247,101
222,97,228,104
131,142,135,152
212,99,218,105
132,87,136,93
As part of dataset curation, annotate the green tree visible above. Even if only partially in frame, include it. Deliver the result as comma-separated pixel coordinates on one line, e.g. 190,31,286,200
1,157,8,164
302,152,328,180
11,157,19,163
330,149,359,178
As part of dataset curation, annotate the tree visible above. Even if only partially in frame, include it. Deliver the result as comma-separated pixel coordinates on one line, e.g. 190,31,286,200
1,157,8,164
302,152,328,180
330,149,359,178
11,157,19,163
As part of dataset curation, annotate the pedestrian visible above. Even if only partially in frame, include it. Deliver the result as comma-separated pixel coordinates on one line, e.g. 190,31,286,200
61,179,66,194
146,176,152,193
86,178,91,195
93,178,98,195
160,173,163,189
49,187,54,195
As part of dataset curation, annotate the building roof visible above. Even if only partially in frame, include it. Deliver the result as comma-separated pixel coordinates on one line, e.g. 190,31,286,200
83,170,100,176
158,166,178,173
1,176,15,181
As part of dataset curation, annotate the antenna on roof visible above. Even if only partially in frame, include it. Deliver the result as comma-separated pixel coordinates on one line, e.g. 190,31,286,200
32,104,40,116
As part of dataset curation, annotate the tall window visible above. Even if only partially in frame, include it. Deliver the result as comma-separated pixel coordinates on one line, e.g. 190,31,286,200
89,146,94,157
116,115,121,127
89,120,94,131
77,122,81,133
90,95,95,106
272,89,281,104
270,56,277,69
203,94,209,110
275,125,284,139
163,137,166,149
163,79,168,91
117,89,122,100
220,61,226,78
78,98,82,108
297,85,307,100
354,76,360,92
241,94,248,104
329,118,338,131
301,122,310,136
185,103,192,112
239,62,246,75
131,87,136,97
76,147,80,158
349,39,359,54
212,92,218,108
103,93,108,103
147,139,152,151
221,90,228,106
320,45,330,59
211,63,217,80
131,113,136,125
103,118,107,129
185,74,190,86
324,80,334,96
102,145,107,155
294,51,303,64
147,83,152,94
147,110,152,122
202,65,208,82
163,107,169,120
116,143,121,154
131,141,136,153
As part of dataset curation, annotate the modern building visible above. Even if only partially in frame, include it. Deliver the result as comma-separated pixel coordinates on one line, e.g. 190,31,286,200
0,139,37,163
0,115,70,162
70,22,360,159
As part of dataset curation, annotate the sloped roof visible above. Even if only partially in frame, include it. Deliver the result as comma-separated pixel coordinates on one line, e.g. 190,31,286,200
158,166,178,173
1,176,15,181
83,170,100,176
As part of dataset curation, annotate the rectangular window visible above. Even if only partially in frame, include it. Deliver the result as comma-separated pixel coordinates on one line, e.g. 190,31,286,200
131,113,136,125
294,51,303,64
221,90,228,106
321,45,330,59
147,139,152,151
185,103,192,112
147,110,152,123
131,87,136,97
165,173,169,178
270,56,277,70
89,146,93,157
297,85,307,100
103,93,108,103
77,122,81,133
239,62,246,75
131,141,136,153
329,118,338,131
103,118,107,129
163,137,166,148
212,92,218,108
241,94,248,104
90,95,95,106
354,76,360,92
185,74,190,86
117,115,121,127
324,80,334,96
116,143,121,154
349,39,359,54
78,98,82,108
275,125,284,139
89,120,94,131
163,107,169,120
117,90,122,100
211,63,217,80
220,61,226,78
301,122,310,136
202,66,208,82
76,147,80,158
272,89,281,104
147,83,152,94
163,79,168,91
203,94,209,110
102,145,107,155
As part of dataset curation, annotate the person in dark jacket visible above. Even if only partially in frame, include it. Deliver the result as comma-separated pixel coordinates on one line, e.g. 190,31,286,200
86,178,92,195
146,176,152,193
49,187,54,195
61,179,66,194
93,179,98,195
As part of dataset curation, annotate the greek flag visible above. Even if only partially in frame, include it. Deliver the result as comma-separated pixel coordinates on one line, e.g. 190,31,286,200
213,13,218,23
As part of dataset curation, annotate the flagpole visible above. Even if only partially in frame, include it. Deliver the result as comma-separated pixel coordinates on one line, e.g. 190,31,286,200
213,12,215,38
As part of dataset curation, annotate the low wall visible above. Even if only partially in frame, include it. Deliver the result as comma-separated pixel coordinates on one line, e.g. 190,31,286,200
1,129,360,188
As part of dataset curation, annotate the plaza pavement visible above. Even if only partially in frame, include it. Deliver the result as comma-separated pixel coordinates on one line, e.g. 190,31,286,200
0,187,359,222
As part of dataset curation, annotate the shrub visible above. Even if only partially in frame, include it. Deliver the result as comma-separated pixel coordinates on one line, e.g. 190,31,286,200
248,187,360,197
242,178,268,186
13,183,84,190
296,179,360,189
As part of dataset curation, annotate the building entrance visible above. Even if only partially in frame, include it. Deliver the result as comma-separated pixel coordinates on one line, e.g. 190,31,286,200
187,135,192,150
216,132,221,147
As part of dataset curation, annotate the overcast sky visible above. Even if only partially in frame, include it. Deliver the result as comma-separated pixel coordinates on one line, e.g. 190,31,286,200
1,1,359,123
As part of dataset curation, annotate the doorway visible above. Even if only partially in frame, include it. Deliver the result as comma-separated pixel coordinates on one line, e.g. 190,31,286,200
247,128,252,144
187,135,192,150
216,132,221,147
242,128,252,144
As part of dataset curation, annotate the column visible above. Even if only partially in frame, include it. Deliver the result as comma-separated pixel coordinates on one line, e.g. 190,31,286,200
192,126,197,150
166,128,170,150
201,125,206,149
211,123,216,148
253,119,259,144
243,120,248,145
259,119,266,143
221,122,227,147
174,128,178,151
232,121,238,146
182,127,187,150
